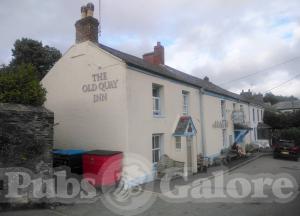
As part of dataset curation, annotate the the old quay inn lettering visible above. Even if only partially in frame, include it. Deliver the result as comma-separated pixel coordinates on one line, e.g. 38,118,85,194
82,72,119,103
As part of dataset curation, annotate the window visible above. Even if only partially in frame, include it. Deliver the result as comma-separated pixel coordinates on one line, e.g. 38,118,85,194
240,105,244,112
152,85,161,116
257,109,260,122
233,103,236,111
152,135,161,164
175,136,181,150
254,128,257,141
229,135,233,146
261,110,263,120
221,100,226,119
222,129,227,147
182,91,189,116
253,108,255,122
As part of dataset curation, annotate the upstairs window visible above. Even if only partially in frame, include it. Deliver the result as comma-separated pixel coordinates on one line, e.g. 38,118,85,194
152,85,161,116
233,103,236,111
240,105,244,112
253,108,255,122
182,91,189,116
221,100,226,119
257,109,260,122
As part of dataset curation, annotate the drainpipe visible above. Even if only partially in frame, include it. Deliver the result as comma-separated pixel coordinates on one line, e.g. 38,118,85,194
248,102,252,142
199,88,207,156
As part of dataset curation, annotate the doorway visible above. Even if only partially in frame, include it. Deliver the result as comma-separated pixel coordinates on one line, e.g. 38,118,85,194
186,136,193,175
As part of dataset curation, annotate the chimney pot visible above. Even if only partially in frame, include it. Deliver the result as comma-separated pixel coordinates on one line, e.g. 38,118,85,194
86,3,95,17
143,42,165,65
75,4,99,44
204,76,209,82
81,6,87,18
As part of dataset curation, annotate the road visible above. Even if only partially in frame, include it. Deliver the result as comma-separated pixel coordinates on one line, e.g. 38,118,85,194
1,155,300,216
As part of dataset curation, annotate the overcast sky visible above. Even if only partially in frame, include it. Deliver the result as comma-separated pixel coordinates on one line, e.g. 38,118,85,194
1,0,300,97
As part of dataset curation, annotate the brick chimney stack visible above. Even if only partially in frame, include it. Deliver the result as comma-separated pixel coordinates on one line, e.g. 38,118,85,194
75,3,99,44
143,42,165,65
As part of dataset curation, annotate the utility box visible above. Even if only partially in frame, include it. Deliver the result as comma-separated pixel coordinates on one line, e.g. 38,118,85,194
83,150,123,187
53,149,85,175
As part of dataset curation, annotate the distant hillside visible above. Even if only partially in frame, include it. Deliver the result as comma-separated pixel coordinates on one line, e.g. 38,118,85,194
263,93,299,105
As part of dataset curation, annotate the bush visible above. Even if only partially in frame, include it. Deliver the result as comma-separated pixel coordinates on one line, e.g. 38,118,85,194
264,109,300,129
279,128,300,146
0,64,46,106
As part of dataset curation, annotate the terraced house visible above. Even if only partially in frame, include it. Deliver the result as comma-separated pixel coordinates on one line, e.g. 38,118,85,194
42,4,266,183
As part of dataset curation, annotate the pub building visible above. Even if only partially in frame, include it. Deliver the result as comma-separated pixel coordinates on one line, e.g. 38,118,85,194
42,3,265,183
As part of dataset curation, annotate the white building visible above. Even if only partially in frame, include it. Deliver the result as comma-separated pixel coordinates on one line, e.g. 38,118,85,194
273,100,300,113
42,4,265,182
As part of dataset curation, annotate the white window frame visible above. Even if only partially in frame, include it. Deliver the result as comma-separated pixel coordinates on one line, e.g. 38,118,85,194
240,105,244,112
221,100,226,120
152,97,161,116
175,136,181,150
152,86,161,116
152,134,161,165
182,91,189,116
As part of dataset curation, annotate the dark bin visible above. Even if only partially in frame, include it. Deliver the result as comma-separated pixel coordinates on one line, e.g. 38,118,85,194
53,149,85,175
83,150,123,187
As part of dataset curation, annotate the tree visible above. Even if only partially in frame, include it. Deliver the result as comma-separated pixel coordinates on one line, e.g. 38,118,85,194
263,92,298,105
10,38,61,80
0,64,46,106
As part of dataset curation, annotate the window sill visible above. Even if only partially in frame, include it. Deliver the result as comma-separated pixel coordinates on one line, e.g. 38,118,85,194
153,115,165,118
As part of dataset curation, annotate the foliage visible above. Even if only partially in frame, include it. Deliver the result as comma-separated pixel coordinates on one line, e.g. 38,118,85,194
0,64,46,106
263,92,298,105
264,109,300,129
280,128,300,145
10,38,61,80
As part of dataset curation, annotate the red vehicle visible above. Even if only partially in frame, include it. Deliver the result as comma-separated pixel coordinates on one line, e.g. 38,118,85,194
83,150,123,187
273,140,300,161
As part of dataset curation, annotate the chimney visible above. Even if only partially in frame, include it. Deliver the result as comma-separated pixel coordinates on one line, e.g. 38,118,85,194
86,3,95,17
143,42,165,65
204,76,209,82
81,6,87,18
75,3,99,44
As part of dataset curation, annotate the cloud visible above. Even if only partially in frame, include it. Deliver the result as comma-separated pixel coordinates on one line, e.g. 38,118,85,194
0,0,299,97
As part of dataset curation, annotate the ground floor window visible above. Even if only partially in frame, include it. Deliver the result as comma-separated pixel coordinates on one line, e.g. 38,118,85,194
175,136,181,150
254,128,257,141
222,129,227,147
152,134,161,164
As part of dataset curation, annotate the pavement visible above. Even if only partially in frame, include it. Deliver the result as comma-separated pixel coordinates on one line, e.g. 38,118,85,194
1,153,300,216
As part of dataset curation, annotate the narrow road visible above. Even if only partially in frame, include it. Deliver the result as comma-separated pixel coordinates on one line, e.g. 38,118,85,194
1,155,300,216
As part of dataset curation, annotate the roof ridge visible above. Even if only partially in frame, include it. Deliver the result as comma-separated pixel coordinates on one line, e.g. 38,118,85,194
98,43,254,105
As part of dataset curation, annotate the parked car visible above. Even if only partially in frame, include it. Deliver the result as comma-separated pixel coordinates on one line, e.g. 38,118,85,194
273,140,300,161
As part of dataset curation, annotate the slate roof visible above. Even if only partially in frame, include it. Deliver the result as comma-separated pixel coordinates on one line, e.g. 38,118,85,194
99,44,253,104
273,100,300,110
174,116,195,136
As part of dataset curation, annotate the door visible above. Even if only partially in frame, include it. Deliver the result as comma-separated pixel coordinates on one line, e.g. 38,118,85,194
186,136,193,175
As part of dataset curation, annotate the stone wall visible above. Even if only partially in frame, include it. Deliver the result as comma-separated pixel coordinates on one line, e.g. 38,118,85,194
0,103,54,205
